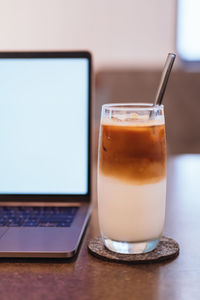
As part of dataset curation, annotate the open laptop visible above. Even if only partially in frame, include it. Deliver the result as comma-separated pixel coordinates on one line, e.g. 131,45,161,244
0,51,92,258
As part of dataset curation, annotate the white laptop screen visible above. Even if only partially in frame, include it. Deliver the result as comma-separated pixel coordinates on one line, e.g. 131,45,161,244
0,57,89,195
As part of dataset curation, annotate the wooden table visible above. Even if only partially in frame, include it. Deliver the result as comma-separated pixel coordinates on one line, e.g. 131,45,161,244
0,155,199,300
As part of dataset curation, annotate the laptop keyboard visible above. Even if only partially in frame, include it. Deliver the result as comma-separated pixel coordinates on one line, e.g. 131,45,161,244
0,206,78,227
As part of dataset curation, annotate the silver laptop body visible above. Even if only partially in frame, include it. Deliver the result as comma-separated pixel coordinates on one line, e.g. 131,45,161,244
0,51,92,258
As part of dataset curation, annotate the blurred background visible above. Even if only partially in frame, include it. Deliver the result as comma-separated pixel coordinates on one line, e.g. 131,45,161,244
1,0,200,155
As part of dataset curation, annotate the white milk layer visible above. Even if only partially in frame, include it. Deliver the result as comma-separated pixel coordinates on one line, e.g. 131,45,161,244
98,174,166,242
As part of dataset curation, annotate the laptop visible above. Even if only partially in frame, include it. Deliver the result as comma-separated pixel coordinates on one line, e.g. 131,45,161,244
0,51,92,258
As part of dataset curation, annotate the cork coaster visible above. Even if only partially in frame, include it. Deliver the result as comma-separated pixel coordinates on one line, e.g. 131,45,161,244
88,236,179,264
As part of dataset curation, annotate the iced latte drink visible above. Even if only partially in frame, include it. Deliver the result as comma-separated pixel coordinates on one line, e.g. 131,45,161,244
98,104,166,254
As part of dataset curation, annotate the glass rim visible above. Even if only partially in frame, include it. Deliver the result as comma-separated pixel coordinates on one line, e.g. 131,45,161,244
102,103,164,111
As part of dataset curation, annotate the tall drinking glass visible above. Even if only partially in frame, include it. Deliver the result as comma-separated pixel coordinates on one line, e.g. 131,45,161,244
98,103,167,254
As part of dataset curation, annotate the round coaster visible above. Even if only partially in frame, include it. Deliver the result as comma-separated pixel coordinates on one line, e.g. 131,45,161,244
88,236,179,264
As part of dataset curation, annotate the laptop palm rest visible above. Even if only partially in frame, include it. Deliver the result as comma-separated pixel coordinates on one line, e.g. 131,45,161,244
0,227,80,258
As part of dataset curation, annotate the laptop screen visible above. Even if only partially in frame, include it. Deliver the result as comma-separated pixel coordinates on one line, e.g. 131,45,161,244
0,55,90,195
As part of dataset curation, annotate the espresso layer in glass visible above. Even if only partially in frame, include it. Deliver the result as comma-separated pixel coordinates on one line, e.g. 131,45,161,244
99,119,166,185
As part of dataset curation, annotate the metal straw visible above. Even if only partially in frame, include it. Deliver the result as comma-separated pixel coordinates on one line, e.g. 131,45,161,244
153,53,176,106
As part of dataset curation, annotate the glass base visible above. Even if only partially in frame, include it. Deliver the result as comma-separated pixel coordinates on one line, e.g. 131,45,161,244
104,237,159,254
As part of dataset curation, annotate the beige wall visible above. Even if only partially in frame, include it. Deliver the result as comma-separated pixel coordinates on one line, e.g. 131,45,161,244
0,0,176,70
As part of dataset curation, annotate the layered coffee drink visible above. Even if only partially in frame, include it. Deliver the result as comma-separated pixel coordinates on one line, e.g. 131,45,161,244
98,104,166,254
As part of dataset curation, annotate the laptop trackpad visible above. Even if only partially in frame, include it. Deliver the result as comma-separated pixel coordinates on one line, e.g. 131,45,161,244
0,228,8,239
0,227,78,256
